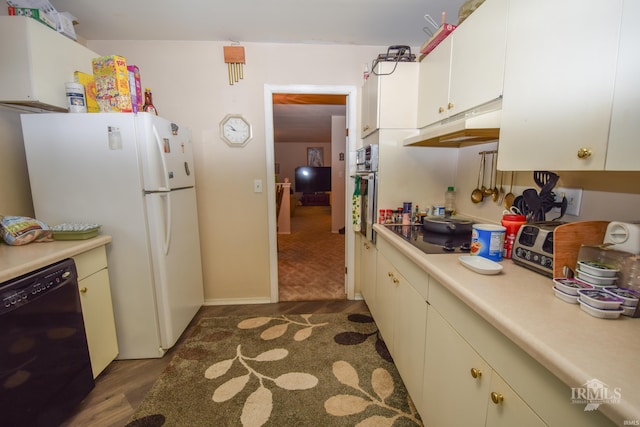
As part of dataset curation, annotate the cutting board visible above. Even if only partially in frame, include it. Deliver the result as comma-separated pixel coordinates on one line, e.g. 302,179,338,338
553,221,610,277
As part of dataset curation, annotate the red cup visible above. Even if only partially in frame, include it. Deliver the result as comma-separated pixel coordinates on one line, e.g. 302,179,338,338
501,214,526,259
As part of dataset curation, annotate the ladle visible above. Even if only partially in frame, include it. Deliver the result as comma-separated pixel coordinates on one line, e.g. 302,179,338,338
497,170,505,205
491,153,499,202
471,152,485,204
504,171,515,209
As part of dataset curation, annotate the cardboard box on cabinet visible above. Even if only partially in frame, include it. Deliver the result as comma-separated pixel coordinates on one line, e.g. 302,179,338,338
92,55,132,113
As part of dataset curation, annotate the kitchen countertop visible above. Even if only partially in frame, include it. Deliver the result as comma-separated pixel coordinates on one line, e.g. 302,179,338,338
0,235,112,283
374,224,640,425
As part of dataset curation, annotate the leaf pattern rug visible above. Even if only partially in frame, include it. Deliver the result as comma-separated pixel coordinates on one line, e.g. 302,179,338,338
126,313,423,427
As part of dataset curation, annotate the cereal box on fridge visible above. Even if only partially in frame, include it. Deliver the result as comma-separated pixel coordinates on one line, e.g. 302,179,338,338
92,55,132,112
127,65,142,113
73,71,99,113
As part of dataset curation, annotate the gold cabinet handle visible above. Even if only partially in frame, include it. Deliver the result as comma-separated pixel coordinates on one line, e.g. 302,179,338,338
491,392,504,405
470,368,482,379
392,277,400,285
364,243,370,250
79,287,88,294
438,106,445,113
577,148,592,159
388,271,393,278
447,102,454,110
363,125,370,131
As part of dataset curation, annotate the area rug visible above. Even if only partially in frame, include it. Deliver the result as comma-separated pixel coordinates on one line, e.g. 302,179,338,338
126,313,423,427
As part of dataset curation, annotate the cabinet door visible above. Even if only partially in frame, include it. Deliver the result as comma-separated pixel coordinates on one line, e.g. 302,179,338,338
375,253,397,350
359,239,377,313
78,269,119,378
392,273,427,409
422,307,490,427
498,0,622,171
605,0,640,170
448,0,508,116
485,372,546,427
361,73,380,137
417,36,452,128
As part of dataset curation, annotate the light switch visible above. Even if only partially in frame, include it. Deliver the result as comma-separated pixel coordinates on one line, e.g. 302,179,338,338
253,179,263,193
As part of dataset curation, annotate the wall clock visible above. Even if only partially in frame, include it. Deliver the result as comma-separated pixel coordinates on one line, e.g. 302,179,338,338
220,114,252,147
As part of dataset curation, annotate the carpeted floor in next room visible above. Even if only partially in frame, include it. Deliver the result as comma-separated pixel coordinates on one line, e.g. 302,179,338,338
277,205,346,301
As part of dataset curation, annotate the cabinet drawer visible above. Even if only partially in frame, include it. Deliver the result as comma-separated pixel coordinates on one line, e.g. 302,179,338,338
72,246,108,281
377,237,428,299
428,279,615,426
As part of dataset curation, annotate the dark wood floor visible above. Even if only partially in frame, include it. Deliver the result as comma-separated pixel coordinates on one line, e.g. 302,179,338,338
62,300,369,427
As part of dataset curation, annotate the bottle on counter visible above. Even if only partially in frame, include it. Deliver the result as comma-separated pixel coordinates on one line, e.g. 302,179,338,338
142,88,158,115
445,186,456,215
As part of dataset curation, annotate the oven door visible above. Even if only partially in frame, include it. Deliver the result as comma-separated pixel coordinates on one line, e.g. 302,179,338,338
359,172,377,243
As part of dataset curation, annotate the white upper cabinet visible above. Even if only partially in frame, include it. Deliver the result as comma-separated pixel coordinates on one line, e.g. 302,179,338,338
497,0,624,171
605,0,640,170
0,16,97,111
417,0,508,129
361,61,419,138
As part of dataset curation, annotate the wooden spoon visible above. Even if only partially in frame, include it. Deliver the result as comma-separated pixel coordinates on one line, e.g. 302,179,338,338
497,170,505,204
504,171,515,209
471,152,485,204
491,153,499,202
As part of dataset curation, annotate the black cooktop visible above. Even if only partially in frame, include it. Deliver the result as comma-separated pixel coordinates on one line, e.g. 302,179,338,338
385,225,472,254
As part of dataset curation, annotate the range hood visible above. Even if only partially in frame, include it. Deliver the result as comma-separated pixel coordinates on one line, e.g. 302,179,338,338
404,100,501,148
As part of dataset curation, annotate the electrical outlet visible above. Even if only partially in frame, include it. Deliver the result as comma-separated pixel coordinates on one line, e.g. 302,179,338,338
554,187,583,216
253,179,263,193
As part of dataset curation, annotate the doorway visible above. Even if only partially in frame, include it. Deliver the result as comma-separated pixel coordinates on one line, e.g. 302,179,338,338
264,84,358,303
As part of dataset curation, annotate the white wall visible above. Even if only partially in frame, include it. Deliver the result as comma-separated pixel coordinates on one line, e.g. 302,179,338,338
0,108,34,217
85,40,381,303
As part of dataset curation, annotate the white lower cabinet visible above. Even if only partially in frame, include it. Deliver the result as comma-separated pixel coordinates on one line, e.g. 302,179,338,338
423,306,544,427
359,236,377,316
73,246,119,378
375,239,428,411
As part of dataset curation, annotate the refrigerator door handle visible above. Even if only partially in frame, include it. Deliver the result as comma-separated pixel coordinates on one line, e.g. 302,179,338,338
152,125,171,191
160,192,172,255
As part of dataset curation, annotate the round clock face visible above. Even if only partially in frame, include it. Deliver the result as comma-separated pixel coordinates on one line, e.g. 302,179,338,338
220,114,252,147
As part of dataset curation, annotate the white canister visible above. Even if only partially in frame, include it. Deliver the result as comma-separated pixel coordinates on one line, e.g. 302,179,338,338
471,224,506,262
65,82,87,113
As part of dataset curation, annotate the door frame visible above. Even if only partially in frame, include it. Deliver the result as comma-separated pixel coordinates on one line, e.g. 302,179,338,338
264,84,358,302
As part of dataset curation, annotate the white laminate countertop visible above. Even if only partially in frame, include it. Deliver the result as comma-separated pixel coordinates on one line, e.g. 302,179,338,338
0,235,112,283
374,224,640,425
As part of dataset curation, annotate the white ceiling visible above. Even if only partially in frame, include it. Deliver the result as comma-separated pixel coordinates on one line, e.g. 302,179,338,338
43,0,467,143
48,0,465,46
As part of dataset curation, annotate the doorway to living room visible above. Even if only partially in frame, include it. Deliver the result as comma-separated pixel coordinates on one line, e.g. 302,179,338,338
264,85,358,303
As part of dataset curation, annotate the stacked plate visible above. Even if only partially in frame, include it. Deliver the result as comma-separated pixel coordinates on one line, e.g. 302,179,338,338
604,287,640,317
552,278,593,304
575,260,619,288
577,289,625,319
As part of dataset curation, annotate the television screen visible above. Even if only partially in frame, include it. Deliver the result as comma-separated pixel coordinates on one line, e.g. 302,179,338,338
295,166,331,193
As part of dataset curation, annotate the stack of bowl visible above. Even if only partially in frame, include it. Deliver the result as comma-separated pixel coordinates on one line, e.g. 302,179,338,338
577,289,625,319
604,287,640,316
575,261,619,288
552,277,593,304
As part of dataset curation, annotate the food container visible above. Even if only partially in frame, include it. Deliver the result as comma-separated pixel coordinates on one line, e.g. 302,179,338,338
621,305,636,316
552,286,579,304
603,287,640,308
575,269,618,286
552,277,593,296
577,261,619,277
577,289,624,310
51,224,101,240
579,300,624,319
501,214,526,259
471,224,506,262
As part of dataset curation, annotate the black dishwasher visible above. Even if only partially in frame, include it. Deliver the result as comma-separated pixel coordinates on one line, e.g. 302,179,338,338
0,259,94,427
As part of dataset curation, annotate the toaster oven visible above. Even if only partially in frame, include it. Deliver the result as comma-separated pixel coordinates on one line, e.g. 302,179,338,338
511,221,564,276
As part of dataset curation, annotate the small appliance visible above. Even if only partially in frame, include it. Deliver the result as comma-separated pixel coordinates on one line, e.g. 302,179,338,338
511,221,564,276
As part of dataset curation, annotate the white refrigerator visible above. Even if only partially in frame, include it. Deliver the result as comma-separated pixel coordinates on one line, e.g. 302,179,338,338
21,112,204,359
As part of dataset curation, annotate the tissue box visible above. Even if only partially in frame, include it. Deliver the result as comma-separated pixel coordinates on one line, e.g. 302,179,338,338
73,71,99,113
127,65,142,113
92,55,132,113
